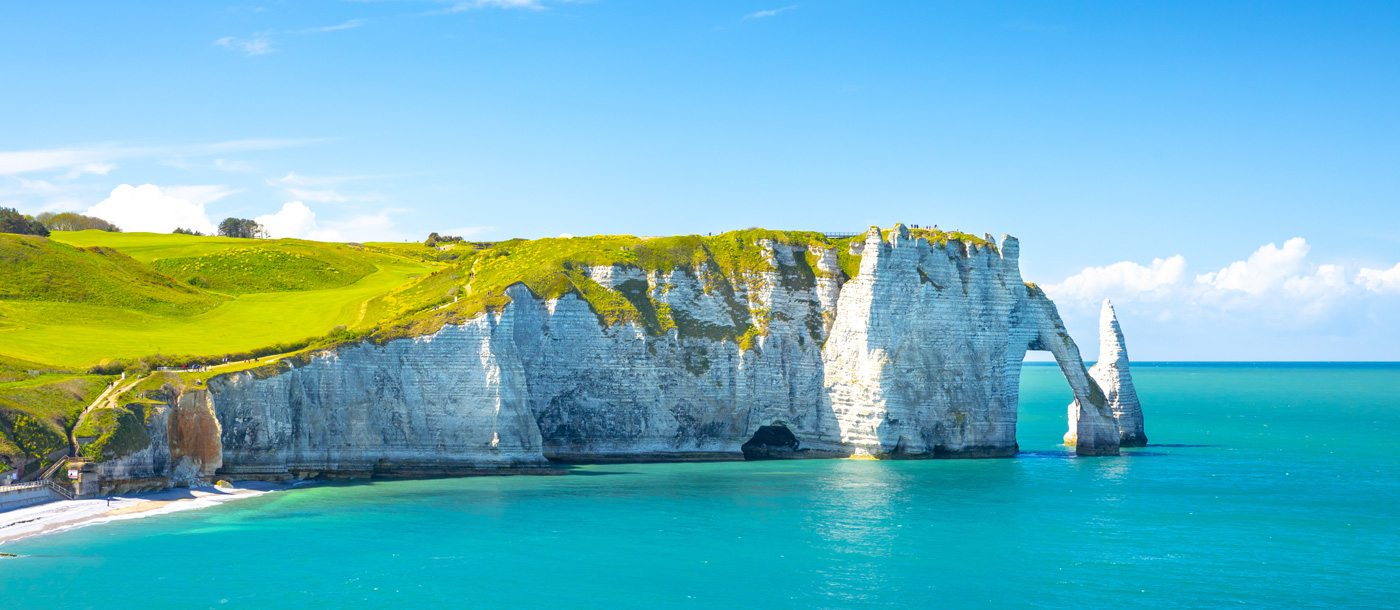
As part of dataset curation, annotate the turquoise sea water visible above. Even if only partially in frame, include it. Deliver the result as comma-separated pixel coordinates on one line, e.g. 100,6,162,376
3,363,1398,609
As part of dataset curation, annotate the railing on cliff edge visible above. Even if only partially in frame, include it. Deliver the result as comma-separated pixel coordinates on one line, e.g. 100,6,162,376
0,479,74,501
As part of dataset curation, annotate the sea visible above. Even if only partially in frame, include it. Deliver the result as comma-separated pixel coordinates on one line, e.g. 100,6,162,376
2,363,1397,609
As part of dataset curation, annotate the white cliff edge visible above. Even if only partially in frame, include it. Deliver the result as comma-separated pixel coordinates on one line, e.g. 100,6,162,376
83,226,1143,493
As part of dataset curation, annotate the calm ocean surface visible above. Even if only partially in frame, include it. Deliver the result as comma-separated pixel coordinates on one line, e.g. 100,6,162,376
3,363,1398,609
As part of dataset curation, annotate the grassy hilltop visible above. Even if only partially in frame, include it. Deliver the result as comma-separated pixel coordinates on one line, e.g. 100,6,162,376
1,232,438,367
0,225,993,473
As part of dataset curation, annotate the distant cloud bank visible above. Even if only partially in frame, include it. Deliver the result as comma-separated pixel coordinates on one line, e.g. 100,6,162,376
1045,237,1400,326
85,184,226,235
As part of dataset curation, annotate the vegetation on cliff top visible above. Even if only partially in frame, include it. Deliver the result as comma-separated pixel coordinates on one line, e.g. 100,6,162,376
0,223,989,387
0,223,1008,465
370,229,851,344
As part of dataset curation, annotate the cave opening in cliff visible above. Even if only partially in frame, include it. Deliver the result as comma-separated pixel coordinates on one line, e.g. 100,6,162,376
741,424,802,460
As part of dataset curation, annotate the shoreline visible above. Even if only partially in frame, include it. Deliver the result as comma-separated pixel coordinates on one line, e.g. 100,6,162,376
0,481,292,547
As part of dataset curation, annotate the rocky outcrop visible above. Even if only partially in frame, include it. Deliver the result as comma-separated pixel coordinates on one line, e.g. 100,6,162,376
1069,300,1146,447
88,226,1142,489
819,227,1120,457
93,385,223,494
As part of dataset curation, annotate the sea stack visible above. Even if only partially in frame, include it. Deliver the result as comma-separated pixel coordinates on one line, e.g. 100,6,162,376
1066,300,1147,448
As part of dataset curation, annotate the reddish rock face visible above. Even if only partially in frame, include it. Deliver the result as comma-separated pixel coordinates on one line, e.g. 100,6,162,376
168,390,222,479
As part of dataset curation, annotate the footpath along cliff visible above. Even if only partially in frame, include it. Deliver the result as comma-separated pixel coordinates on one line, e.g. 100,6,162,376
82,225,1145,493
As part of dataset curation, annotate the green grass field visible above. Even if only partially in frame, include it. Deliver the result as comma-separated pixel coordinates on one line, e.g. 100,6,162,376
0,231,441,368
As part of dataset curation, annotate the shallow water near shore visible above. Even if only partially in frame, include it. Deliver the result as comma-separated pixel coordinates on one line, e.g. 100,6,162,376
3,363,1398,609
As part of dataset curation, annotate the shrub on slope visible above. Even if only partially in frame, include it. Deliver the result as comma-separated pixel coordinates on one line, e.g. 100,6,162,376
0,234,222,313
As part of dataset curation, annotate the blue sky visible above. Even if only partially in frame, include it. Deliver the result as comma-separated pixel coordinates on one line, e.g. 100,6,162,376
2,1,1398,360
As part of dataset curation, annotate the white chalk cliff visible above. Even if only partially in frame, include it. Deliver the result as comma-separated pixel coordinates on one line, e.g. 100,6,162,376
1067,299,1147,447
90,226,1145,489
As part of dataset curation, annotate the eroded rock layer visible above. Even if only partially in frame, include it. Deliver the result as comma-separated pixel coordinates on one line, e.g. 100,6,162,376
91,226,1138,489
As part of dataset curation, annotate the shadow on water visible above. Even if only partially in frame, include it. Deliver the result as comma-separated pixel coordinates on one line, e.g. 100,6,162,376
552,467,638,476
1146,443,1218,448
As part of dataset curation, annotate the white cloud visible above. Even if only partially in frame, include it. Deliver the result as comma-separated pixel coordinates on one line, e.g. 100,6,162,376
290,19,367,34
559,233,573,239
255,201,343,241
219,19,367,56
1195,237,1309,295
274,171,357,187
59,163,115,179
0,139,314,177
0,147,126,176
215,36,274,56
1047,237,1400,328
1358,262,1400,294
271,172,386,203
1044,255,1186,304
745,5,797,19
85,184,225,234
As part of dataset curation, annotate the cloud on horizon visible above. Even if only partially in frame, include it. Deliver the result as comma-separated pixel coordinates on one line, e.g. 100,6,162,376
1044,237,1400,327
85,184,232,234
255,201,344,241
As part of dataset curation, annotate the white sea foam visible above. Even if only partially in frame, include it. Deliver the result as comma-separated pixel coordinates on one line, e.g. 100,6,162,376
0,482,287,546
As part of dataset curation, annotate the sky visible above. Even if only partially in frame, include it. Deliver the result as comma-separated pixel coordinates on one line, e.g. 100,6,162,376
1,1,1398,360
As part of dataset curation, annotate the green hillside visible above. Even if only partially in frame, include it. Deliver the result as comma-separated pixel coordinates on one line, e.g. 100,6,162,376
0,233,223,312
0,232,440,368
148,242,378,293
0,374,109,473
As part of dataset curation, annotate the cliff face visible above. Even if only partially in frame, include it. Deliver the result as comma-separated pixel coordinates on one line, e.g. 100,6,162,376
94,386,222,494
90,226,1140,486
820,227,1119,457
1070,300,1147,447
209,318,551,479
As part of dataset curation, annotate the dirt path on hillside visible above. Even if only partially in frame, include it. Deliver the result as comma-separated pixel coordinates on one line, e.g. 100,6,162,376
69,375,145,452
